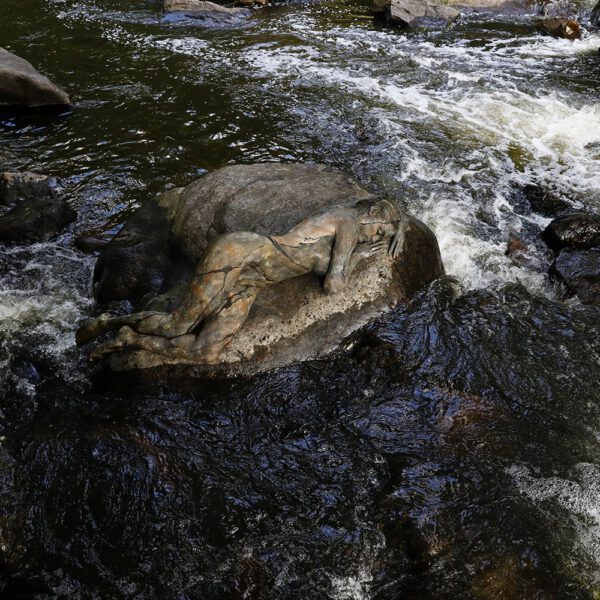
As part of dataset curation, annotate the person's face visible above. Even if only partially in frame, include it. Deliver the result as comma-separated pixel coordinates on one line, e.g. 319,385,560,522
358,221,396,243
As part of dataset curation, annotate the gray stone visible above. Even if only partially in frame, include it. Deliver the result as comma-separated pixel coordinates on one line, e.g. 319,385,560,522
164,0,251,21
162,163,376,261
88,163,445,375
0,48,70,109
374,0,460,28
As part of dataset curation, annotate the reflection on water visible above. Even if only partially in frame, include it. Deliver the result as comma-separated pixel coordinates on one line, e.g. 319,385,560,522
1,0,600,597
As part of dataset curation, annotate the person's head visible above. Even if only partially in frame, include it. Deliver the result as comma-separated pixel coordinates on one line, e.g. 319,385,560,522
355,198,401,243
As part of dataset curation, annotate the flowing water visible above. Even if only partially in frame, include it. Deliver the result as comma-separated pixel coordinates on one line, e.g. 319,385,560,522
1,0,600,597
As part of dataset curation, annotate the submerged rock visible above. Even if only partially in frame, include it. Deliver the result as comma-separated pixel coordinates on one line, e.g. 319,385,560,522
541,212,600,252
537,17,581,39
89,163,444,374
550,248,600,303
0,171,76,244
0,48,70,109
505,236,528,258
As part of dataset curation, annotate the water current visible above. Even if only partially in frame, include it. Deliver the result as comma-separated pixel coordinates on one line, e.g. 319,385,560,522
1,0,600,597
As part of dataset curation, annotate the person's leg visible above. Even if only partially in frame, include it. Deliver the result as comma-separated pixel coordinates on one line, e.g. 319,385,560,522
90,290,255,363
190,291,257,362
132,265,242,338
76,310,164,346
77,264,244,345
90,326,196,361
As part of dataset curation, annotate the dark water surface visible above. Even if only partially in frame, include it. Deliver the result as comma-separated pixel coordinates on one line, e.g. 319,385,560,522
1,0,600,597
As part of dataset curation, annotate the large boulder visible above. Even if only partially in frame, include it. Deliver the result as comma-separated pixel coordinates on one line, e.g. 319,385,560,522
0,48,70,109
0,171,76,244
89,163,444,374
541,212,600,252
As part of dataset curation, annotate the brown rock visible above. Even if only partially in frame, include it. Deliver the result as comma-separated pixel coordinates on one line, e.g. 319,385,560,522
537,17,581,39
505,236,528,258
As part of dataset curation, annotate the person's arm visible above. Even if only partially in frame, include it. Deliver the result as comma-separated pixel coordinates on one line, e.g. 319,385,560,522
388,215,409,259
323,218,360,295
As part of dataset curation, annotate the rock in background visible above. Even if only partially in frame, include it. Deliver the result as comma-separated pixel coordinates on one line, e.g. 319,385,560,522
0,48,70,108
164,0,251,24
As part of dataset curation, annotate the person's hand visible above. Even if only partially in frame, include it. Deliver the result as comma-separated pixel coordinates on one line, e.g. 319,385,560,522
388,229,405,259
355,240,387,258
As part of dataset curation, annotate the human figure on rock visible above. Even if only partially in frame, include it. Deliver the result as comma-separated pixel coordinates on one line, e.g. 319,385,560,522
76,198,405,363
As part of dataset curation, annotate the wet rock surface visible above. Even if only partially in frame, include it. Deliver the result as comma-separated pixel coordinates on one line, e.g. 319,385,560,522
0,47,70,108
0,171,57,208
92,197,192,308
542,212,600,252
0,172,76,244
1,278,599,598
550,248,600,303
521,184,572,218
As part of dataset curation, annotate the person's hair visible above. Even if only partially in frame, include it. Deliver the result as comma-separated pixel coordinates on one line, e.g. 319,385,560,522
355,198,401,225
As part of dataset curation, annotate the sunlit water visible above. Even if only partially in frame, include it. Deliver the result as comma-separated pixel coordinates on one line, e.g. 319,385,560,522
1,0,600,597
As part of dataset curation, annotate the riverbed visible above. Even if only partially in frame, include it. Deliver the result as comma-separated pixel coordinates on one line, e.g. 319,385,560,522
1,0,600,597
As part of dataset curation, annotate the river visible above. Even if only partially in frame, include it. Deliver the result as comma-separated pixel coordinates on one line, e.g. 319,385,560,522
1,0,600,597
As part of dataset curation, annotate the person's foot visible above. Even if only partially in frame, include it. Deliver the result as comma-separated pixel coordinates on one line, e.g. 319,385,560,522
76,313,114,346
89,326,136,360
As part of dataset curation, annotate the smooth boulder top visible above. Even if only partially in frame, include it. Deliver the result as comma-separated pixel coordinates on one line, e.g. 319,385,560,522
92,162,445,375
0,48,70,108
164,0,251,16
161,163,376,261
